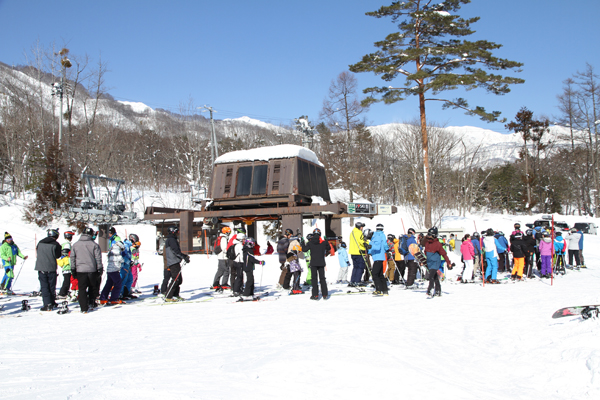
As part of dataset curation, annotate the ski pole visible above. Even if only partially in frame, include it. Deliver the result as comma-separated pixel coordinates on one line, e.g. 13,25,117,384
10,258,26,291
165,260,186,299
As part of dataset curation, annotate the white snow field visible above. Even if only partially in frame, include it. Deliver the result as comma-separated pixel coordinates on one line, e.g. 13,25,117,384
1,204,600,399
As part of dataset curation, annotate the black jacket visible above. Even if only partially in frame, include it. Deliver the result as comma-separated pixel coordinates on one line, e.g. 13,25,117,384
301,236,331,267
164,234,185,267
510,239,527,259
524,235,536,254
277,237,290,264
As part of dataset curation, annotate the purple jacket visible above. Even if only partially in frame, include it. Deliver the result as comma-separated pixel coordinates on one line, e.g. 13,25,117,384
539,238,553,256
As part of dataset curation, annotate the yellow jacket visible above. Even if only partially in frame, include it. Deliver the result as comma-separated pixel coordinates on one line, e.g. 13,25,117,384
348,227,366,256
393,239,403,261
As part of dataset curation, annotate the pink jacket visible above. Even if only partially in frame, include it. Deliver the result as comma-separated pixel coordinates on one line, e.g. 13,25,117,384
539,238,553,256
460,240,475,261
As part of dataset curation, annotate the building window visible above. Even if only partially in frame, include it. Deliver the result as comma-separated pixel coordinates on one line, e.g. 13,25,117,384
236,166,253,196
251,165,268,195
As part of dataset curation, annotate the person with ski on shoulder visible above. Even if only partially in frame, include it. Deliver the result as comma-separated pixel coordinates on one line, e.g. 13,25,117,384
56,230,74,299
421,227,452,297
348,221,367,287
71,227,103,313
483,228,506,283
163,226,189,302
0,232,28,294
538,231,553,278
301,228,331,300
460,233,475,283
368,224,389,296
34,228,62,311
212,226,233,290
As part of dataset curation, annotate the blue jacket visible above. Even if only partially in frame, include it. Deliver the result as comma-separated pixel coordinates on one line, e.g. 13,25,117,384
578,231,584,250
495,235,509,253
121,239,132,267
554,236,566,254
368,231,389,262
337,246,350,268
405,235,417,261
494,238,507,253
471,238,481,253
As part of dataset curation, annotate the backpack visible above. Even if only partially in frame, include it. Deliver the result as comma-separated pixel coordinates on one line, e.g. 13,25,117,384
226,243,238,260
399,235,409,256
213,236,223,255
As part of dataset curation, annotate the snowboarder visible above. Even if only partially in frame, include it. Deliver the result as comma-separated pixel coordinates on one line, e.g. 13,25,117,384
301,228,331,300
369,224,390,296
71,228,103,312
0,232,28,293
34,229,62,311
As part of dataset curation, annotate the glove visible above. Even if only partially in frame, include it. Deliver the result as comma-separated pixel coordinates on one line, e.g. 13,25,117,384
184,255,190,263
71,269,77,277
259,261,265,266
130,261,134,267
97,269,104,276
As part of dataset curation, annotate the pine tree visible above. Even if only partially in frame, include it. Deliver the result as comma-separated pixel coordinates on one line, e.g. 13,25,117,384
349,0,524,227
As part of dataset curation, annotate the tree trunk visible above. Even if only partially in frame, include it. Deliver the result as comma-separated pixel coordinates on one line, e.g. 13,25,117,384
419,91,432,227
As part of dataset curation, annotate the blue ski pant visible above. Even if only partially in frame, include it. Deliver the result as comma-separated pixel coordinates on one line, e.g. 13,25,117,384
485,255,498,280
101,271,123,301
119,267,133,296
350,254,366,283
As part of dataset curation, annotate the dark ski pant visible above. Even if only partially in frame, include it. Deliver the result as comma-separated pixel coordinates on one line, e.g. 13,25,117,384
278,263,292,289
76,271,100,312
350,255,366,283
405,260,418,286
427,268,441,294
232,262,244,293
310,266,328,298
160,268,170,295
523,253,534,276
568,250,581,266
38,271,57,308
372,260,387,293
100,271,123,301
242,264,255,296
292,271,302,291
213,259,232,287
498,252,509,273
58,272,72,297
166,263,182,299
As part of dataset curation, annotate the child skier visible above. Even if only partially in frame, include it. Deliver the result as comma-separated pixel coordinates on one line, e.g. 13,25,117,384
239,237,265,300
130,234,142,293
287,250,303,294
460,233,475,283
100,237,125,305
553,231,567,274
57,230,74,299
0,232,28,293
336,242,350,284
538,231,553,278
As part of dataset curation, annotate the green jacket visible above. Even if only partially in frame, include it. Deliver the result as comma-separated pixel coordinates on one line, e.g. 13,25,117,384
1,241,25,267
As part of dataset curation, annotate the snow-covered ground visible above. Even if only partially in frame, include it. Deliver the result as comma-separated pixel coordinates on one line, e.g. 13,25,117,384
1,199,600,399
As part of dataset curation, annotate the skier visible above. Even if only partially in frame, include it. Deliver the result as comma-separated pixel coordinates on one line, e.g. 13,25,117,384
348,222,367,287
71,227,103,313
553,231,567,274
538,231,553,278
336,242,350,284
212,226,233,289
163,226,190,302
577,227,585,268
129,234,142,293
56,230,74,299
422,227,452,297
99,235,125,305
509,232,527,280
239,237,265,300
301,228,331,300
495,231,509,273
35,229,62,311
522,229,536,277
0,232,28,293
483,228,506,283
368,224,389,296
387,234,400,284
402,228,419,288
231,232,246,296
471,232,482,279
460,233,475,283
287,233,304,293
565,228,582,268
276,229,293,290
119,234,135,299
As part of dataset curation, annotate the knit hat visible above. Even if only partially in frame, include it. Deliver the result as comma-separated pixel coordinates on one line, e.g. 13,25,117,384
4,232,12,240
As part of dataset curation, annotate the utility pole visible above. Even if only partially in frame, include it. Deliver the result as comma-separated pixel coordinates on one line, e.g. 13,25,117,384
199,106,219,165
52,49,72,148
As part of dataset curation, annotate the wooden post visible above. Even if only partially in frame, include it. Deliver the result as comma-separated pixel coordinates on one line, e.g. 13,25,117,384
180,211,194,254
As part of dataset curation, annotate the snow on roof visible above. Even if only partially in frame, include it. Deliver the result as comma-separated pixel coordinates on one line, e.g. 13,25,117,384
215,144,323,167
118,101,153,114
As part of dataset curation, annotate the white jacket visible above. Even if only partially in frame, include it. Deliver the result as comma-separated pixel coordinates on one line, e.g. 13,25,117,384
565,233,582,251
216,233,230,261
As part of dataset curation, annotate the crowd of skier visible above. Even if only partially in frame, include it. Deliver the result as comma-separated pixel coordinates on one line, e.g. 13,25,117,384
0,218,588,311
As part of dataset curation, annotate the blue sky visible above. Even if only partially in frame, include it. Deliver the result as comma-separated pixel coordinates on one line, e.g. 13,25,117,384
1,0,599,133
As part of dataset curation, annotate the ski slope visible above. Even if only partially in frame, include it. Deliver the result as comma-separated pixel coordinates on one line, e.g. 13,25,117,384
1,203,600,399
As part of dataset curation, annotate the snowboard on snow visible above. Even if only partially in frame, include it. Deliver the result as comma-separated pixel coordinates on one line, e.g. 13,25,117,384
552,305,600,319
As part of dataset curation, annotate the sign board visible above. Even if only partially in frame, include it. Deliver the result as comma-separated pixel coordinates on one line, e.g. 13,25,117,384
378,205,392,215
348,203,377,214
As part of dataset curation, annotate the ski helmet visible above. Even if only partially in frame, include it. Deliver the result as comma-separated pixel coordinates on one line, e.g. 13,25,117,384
47,228,59,239
363,228,374,240
306,233,314,241
109,227,117,236
61,248,70,258
376,223,384,231
340,242,347,248
244,237,256,248
486,228,494,236
237,232,246,241
83,227,95,236
284,228,294,236
514,223,521,230
525,229,533,236
498,231,504,236
556,231,562,236
543,231,550,237
355,222,365,229
570,227,577,233
472,232,480,238
387,234,395,241
221,226,231,234
64,230,75,240
167,226,179,235
313,228,322,236
427,226,438,238
129,234,139,242
407,228,416,235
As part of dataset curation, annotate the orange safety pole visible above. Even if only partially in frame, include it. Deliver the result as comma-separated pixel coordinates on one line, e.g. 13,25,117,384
551,215,554,286
401,218,406,234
